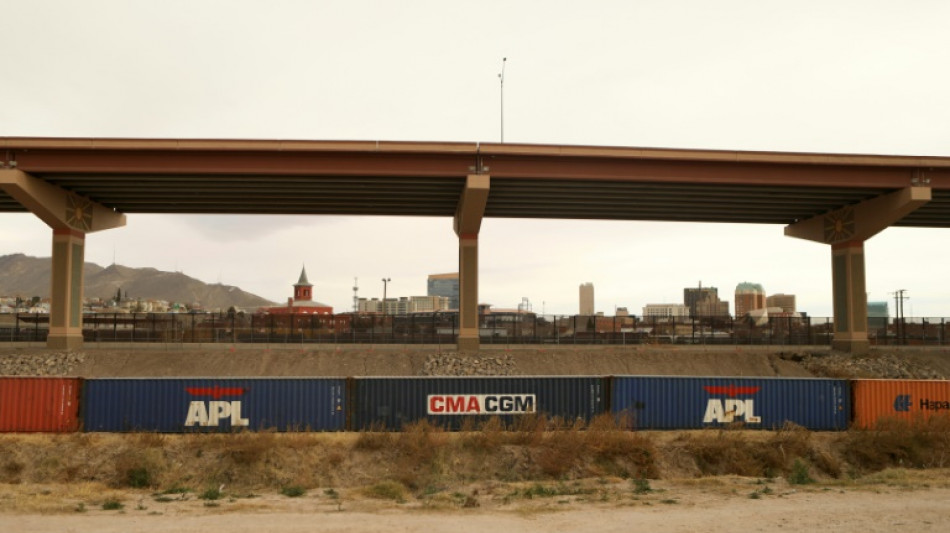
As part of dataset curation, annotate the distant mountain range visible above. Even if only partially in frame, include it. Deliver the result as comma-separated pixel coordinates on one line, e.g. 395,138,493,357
0,253,276,310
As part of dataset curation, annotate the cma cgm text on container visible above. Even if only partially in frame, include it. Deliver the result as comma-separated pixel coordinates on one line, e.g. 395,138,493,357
610,376,851,430
349,376,606,430
852,379,950,429
82,378,346,432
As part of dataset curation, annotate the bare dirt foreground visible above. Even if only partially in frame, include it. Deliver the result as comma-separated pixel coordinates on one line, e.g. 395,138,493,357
3,474,950,533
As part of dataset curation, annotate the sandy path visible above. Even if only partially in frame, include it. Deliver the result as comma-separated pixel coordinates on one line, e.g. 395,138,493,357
4,486,949,533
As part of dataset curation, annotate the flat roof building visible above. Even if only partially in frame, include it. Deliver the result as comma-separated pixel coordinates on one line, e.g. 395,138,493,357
579,283,594,316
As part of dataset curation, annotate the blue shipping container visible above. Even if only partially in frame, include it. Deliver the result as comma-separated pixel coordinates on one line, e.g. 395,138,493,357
83,378,346,432
352,376,606,430
610,376,850,431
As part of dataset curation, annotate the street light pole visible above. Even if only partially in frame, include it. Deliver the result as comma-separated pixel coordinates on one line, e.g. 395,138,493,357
381,278,391,315
498,57,506,143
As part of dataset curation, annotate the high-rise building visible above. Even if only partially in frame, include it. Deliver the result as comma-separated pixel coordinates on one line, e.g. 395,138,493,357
683,284,728,317
867,301,889,330
427,273,459,310
766,293,796,313
579,282,594,315
735,282,767,318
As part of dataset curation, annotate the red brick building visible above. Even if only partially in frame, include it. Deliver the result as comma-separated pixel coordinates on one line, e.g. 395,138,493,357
263,266,333,315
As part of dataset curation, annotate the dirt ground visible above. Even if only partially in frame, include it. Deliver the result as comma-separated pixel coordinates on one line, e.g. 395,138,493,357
3,473,950,533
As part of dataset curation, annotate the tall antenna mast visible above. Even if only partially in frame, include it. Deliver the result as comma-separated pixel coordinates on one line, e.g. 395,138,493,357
498,57,507,143
353,277,359,313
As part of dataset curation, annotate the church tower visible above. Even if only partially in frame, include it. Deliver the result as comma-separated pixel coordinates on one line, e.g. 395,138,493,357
293,265,313,302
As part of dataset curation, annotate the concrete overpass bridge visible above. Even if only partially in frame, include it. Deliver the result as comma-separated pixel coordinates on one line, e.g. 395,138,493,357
3,138,949,353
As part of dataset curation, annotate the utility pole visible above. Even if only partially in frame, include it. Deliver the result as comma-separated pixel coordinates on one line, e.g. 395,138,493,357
891,289,909,345
899,290,909,345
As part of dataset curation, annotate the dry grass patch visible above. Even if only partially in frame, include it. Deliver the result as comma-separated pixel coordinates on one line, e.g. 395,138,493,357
0,482,126,514
842,416,950,472
676,423,839,481
362,480,408,502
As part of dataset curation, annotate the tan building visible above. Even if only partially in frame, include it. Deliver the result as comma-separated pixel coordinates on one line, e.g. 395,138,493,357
358,295,449,315
408,295,451,313
642,303,690,318
695,298,730,317
579,283,594,315
766,293,796,313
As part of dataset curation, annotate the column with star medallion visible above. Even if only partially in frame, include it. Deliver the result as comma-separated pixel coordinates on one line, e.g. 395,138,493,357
0,169,126,349
785,186,930,354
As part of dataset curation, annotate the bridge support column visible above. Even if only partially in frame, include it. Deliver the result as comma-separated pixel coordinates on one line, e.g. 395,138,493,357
785,186,930,354
454,174,490,353
457,235,480,353
0,169,126,349
830,241,869,354
48,229,86,349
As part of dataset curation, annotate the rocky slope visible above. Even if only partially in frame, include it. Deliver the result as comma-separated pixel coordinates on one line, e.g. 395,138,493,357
1,345,948,379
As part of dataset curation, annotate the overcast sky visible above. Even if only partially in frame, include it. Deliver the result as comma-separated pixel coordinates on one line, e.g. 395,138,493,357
2,1,949,317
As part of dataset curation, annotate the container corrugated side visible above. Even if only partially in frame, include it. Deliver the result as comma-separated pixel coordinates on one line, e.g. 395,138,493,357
351,376,606,430
852,379,950,429
83,378,346,432
0,377,81,432
610,376,850,430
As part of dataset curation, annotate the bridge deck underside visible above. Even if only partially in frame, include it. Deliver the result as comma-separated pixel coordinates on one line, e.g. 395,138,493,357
4,173,950,226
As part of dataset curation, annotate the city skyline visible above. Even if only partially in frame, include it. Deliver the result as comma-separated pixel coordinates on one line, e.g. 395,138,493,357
0,255,910,318
2,2,949,318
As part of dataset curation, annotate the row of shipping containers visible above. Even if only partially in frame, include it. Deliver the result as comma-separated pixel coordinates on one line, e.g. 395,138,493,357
1,376,949,433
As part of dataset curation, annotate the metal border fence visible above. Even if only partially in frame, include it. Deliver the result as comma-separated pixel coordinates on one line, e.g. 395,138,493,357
2,312,948,346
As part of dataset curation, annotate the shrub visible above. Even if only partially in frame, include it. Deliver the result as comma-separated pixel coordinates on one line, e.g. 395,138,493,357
363,481,407,501
631,477,652,494
102,499,124,510
281,485,306,498
787,459,814,485
200,486,223,501
126,467,151,488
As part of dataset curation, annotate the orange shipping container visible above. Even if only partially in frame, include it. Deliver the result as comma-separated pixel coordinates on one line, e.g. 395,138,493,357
851,379,950,429
0,377,81,432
